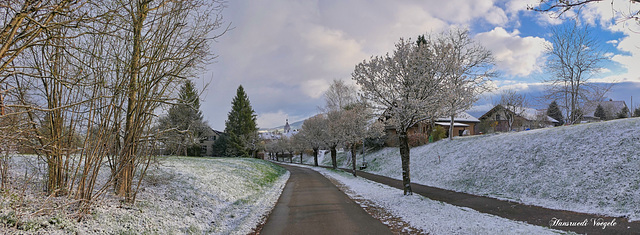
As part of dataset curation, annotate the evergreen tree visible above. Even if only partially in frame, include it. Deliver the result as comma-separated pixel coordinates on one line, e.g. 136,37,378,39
617,106,629,119
224,85,258,157
158,80,210,156
546,101,564,126
634,107,640,117
594,104,607,121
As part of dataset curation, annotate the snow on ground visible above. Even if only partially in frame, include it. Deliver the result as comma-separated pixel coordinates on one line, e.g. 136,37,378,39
1,156,288,234
282,162,568,235
360,118,640,221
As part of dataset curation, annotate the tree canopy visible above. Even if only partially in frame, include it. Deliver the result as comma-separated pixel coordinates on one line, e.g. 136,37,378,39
546,101,564,125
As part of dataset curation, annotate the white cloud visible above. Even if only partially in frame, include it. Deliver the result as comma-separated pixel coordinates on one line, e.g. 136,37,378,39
300,79,330,99
257,110,295,129
475,27,550,77
574,0,640,83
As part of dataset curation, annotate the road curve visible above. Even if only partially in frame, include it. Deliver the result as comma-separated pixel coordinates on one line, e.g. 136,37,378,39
260,163,392,235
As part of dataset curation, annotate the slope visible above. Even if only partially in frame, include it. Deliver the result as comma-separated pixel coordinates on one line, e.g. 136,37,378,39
363,118,640,221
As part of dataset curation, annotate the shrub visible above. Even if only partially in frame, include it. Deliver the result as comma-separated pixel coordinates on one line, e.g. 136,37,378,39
408,133,428,147
431,126,447,142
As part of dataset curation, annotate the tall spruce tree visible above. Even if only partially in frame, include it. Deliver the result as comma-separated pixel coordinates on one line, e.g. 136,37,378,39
225,85,258,157
158,80,210,156
546,101,564,126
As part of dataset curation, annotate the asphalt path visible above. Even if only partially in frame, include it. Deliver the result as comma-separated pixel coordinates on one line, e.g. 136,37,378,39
345,168,639,235
260,163,392,235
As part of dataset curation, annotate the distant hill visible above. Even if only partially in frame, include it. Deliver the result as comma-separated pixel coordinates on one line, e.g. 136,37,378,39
259,119,305,132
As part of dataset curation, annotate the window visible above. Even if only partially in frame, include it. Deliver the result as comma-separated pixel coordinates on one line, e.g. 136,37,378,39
201,145,208,152
213,135,217,141
495,114,501,120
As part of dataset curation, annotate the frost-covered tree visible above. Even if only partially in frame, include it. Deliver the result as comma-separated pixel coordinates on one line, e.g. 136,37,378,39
291,132,306,164
325,110,344,169
324,79,359,169
546,101,564,126
334,103,383,177
352,38,443,195
225,85,258,157
300,114,328,166
429,28,496,140
544,21,606,124
497,90,526,131
324,79,358,111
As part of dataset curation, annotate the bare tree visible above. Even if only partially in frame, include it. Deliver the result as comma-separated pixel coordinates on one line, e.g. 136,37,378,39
497,90,527,131
544,21,606,124
300,114,328,166
334,103,382,177
352,38,443,195
0,1,88,77
324,79,358,111
431,28,496,140
109,0,227,203
530,0,640,24
324,79,359,169
291,132,306,164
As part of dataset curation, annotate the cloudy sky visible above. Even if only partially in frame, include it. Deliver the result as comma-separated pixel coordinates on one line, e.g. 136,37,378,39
198,0,640,130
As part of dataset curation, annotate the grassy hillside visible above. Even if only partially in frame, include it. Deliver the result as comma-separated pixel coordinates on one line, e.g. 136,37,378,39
1,157,288,234
361,118,640,221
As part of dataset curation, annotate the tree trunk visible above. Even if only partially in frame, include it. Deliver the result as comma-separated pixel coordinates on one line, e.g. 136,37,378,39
313,147,318,166
449,115,455,140
398,131,412,195
330,146,337,169
299,152,303,164
350,144,357,177
289,152,292,163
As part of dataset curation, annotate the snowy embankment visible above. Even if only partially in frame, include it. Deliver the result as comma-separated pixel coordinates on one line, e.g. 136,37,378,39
363,118,640,221
2,156,288,234
283,163,566,234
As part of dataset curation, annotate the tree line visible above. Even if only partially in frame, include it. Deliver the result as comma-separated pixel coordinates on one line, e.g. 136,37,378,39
0,0,227,213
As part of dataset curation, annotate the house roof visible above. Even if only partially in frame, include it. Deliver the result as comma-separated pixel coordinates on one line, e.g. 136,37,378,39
479,105,558,123
435,112,480,123
582,100,628,118
434,122,470,127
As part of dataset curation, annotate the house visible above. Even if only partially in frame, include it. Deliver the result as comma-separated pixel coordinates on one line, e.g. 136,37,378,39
383,112,480,146
433,112,480,137
478,105,558,133
581,100,629,122
200,128,225,156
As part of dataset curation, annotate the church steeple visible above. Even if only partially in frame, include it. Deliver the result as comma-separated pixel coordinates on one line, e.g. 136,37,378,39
284,119,291,133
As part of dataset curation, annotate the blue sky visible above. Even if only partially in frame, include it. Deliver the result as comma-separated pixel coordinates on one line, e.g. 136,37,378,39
198,0,640,130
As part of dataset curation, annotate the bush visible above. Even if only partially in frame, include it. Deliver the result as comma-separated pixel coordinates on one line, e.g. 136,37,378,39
186,144,202,156
408,133,428,147
431,126,447,142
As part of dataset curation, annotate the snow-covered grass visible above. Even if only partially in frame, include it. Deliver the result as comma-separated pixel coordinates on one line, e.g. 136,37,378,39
282,162,570,235
1,156,288,234
360,118,640,221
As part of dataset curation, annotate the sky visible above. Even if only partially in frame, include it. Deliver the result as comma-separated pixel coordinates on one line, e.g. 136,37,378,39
197,0,640,130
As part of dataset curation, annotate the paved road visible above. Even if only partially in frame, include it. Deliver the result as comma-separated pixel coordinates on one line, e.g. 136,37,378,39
260,164,392,235
347,169,639,235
